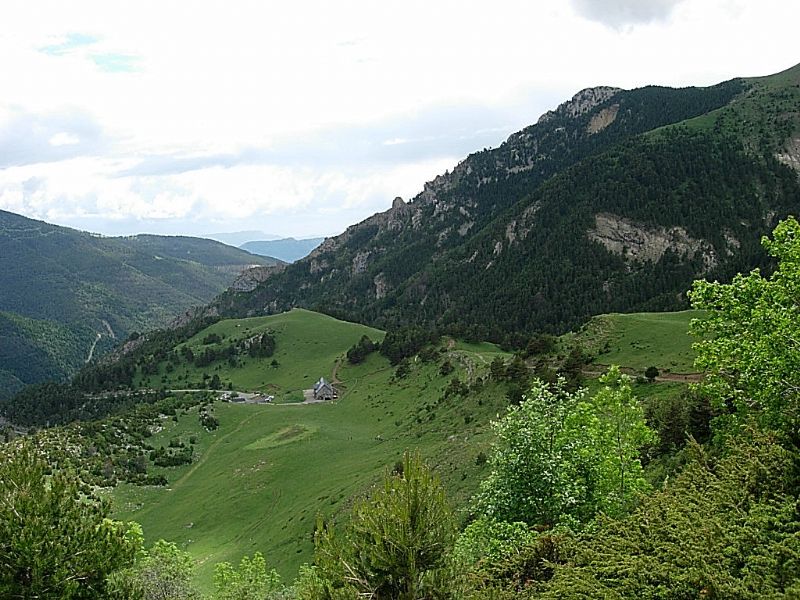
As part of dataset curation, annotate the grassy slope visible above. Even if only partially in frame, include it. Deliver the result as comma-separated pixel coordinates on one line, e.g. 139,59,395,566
136,309,385,397
110,309,698,591
569,310,699,373
112,309,512,589
678,62,800,149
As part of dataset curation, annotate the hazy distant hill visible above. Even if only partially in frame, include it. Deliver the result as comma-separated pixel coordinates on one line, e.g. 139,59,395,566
204,230,280,246
215,63,800,343
0,210,281,398
240,237,324,263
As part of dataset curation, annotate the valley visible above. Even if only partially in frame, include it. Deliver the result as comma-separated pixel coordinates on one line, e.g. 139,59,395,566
0,210,282,400
74,307,690,590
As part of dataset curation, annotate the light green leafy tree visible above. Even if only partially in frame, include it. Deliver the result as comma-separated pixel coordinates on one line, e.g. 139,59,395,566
291,565,329,600
476,370,654,528
213,552,284,600
475,378,585,526
590,367,656,518
108,539,200,600
0,439,139,599
313,451,459,600
689,216,800,440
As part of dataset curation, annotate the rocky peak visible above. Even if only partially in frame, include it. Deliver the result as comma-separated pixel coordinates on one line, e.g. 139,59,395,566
229,264,286,293
537,86,622,123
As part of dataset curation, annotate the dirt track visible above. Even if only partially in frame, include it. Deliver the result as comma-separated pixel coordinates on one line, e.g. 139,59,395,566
584,365,704,383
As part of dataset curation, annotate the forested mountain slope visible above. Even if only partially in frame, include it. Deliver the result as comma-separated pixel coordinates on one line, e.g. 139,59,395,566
0,210,280,398
215,64,800,342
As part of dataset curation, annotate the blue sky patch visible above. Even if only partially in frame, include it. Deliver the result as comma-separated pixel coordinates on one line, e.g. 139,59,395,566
39,32,99,56
91,53,140,73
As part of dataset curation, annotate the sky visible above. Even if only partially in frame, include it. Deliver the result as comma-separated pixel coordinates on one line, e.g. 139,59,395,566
0,0,797,241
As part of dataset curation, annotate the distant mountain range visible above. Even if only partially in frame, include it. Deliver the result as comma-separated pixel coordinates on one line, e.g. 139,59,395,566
203,231,324,262
214,63,800,344
240,237,324,263
0,210,280,400
204,230,281,246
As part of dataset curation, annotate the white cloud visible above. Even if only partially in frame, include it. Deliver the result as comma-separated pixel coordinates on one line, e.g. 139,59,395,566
0,0,798,237
49,132,81,146
570,0,687,28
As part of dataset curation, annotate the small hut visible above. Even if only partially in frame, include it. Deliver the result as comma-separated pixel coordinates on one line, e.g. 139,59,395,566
313,377,336,400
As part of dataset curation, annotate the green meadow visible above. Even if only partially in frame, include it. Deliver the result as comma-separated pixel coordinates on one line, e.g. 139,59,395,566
113,310,512,589
111,308,697,590
572,310,700,373
136,308,385,398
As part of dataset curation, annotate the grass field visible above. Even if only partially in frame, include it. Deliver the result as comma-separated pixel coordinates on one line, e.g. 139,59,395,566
112,311,513,590
136,308,385,398
110,308,697,591
570,310,700,373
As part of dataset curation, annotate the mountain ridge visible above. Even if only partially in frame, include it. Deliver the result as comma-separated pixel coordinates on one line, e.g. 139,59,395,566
213,64,800,342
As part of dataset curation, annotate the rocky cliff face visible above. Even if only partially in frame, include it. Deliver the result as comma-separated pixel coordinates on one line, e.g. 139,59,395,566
776,135,800,171
587,213,718,272
537,86,622,123
229,265,286,293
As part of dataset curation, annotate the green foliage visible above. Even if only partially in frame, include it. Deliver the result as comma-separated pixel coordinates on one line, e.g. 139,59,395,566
590,367,657,516
643,387,713,454
0,311,89,402
503,355,529,385
203,333,223,345
380,327,440,365
477,370,654,526
453,517,537,568
0,439,138,598
523,333,556,357
246,332,276,359
535,430,800,599
213,552,283,600
476,378,585,526
346,335,376,364
110,539,200,600
488,356,506,380
314,452,458,599
690,216,800,440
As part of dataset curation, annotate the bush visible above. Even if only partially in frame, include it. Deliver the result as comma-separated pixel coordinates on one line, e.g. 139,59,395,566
0,440,139,598
314,452,459,599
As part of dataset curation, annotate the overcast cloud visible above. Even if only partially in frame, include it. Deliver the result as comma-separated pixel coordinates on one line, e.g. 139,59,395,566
0,0,797,239
570,0,688,28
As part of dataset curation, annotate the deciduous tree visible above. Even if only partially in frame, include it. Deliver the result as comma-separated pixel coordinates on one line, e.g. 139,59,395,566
690,216,800,441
